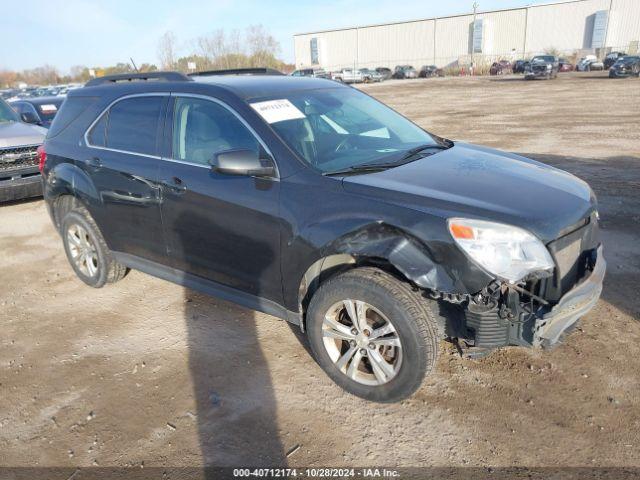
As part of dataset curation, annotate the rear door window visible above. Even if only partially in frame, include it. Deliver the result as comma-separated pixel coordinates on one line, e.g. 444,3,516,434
105,96,163,156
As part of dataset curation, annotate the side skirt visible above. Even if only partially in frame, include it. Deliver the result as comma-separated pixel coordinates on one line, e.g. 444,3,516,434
112,252,302,327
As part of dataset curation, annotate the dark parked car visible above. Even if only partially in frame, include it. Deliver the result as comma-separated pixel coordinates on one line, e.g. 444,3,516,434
512,59,529,74
392,65,418,79
0,97,46,202
608,56,640,78
558,58,574,72
375,67,393,80
418,65,443,78
489,60,511,76
41,71,605,402
604,52,626,70
10,96,65,128
524,55,559,80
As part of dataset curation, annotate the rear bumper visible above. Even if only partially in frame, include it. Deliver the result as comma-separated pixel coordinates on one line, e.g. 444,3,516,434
533,245,606,347
0,166,42,202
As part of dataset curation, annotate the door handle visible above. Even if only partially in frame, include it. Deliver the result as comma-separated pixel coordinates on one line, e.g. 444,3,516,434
87,157,102,169
161,176,187,193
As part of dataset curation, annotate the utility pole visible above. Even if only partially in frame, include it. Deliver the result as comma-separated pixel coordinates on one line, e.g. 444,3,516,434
471,2,479,75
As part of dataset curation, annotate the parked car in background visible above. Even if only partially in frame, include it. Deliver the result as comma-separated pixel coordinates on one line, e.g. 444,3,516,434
608,56,640,78
332,68,365,83
512,59,529,74
392,65,418,79
1,89,19,100
359,68,383,82
604,52,626,70
375,67,393,80
10,96,65,128
489,60,511,75
0,97,46,202
418,65,443,78
291,68,330,79
576,55,604,71
558,58,574,72
41,71,604,402
524,55,559,80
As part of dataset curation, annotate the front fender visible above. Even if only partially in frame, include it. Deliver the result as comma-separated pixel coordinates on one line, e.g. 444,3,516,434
290,221,494,316
326,223,457,292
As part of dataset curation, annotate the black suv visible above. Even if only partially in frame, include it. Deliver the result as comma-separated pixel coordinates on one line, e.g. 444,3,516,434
42,71,605,402
524,55,559,80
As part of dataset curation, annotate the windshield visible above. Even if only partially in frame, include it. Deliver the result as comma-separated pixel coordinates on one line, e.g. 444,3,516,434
0,98,19,123
251,87,442,174
532,56,554,63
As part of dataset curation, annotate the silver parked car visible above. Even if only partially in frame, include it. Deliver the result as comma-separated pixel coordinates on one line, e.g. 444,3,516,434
0,97,46,202
359,68,384,82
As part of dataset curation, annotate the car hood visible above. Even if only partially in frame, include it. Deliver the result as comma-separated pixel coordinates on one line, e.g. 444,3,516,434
342,143,595,243
0,121,46,148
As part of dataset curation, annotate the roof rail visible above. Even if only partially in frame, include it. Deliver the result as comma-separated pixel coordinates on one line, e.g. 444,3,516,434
189,67,285,77
85,71,192,87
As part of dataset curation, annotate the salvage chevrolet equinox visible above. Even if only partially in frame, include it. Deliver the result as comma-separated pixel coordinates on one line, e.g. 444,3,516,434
42,71,605,402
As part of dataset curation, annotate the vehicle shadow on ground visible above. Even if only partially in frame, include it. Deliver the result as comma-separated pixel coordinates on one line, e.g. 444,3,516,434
574,74,616,80
488,76,528,82
518,152,640,322
173,210,287,475
0,196,43,208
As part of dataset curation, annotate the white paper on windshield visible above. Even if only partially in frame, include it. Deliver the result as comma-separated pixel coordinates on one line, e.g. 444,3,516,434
250,99,305,124
40,104,58,113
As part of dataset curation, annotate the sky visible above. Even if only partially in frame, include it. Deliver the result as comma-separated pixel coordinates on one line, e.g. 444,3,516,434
2,0,553,73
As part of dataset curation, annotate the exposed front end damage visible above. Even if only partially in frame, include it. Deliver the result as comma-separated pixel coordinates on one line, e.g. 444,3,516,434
303,206,604,354
434,214,604,354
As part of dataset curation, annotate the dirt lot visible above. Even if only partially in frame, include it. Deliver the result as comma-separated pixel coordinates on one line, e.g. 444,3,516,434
1,72,639,473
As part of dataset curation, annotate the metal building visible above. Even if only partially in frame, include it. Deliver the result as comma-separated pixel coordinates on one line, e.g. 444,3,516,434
293,0,640,71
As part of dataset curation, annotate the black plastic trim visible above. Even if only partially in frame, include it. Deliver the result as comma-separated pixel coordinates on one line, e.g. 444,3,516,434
112,252,302,326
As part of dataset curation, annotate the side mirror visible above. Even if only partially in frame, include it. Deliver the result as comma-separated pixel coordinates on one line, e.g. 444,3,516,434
21,112,40,124
210,149,276,178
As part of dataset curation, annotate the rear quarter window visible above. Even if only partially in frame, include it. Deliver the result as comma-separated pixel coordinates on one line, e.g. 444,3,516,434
47,96,98,138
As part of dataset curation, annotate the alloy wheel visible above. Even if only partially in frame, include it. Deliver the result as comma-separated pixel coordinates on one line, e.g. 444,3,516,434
67,224,99,277
322,300,403,386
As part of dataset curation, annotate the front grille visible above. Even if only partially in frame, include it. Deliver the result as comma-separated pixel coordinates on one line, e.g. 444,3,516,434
0,145,40,172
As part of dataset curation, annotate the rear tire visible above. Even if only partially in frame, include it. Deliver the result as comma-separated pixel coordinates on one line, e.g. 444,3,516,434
306,267,440,402
61,205,128,288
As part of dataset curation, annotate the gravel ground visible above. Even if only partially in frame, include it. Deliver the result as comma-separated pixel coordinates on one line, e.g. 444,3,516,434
1,71,639,472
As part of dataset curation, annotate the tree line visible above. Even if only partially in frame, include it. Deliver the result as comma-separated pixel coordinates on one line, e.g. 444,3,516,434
0,25,291,88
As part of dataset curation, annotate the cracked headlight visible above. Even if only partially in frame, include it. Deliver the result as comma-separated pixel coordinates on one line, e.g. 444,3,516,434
448,218,554,283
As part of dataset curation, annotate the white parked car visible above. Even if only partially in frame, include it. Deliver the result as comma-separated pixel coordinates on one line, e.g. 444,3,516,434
576,55,604,71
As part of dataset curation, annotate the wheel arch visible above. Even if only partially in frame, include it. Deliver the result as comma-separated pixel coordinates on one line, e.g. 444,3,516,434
45,162,100,230
297,222,459,328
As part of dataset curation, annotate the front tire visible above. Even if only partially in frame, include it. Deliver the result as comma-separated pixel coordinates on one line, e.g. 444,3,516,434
61,206,128,288
306,268,440,402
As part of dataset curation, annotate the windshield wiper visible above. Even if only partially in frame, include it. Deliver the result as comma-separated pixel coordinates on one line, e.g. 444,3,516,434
323,143,451,177
323,163,397,176
398,143,449,162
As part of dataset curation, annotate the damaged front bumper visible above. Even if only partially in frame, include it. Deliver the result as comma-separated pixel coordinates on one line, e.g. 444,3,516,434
532,245,605,347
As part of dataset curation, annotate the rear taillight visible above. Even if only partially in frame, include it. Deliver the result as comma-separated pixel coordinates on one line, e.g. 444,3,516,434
37,145,46,173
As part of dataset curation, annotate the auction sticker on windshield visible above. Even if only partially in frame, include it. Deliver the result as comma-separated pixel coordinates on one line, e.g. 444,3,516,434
250,99,305,124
